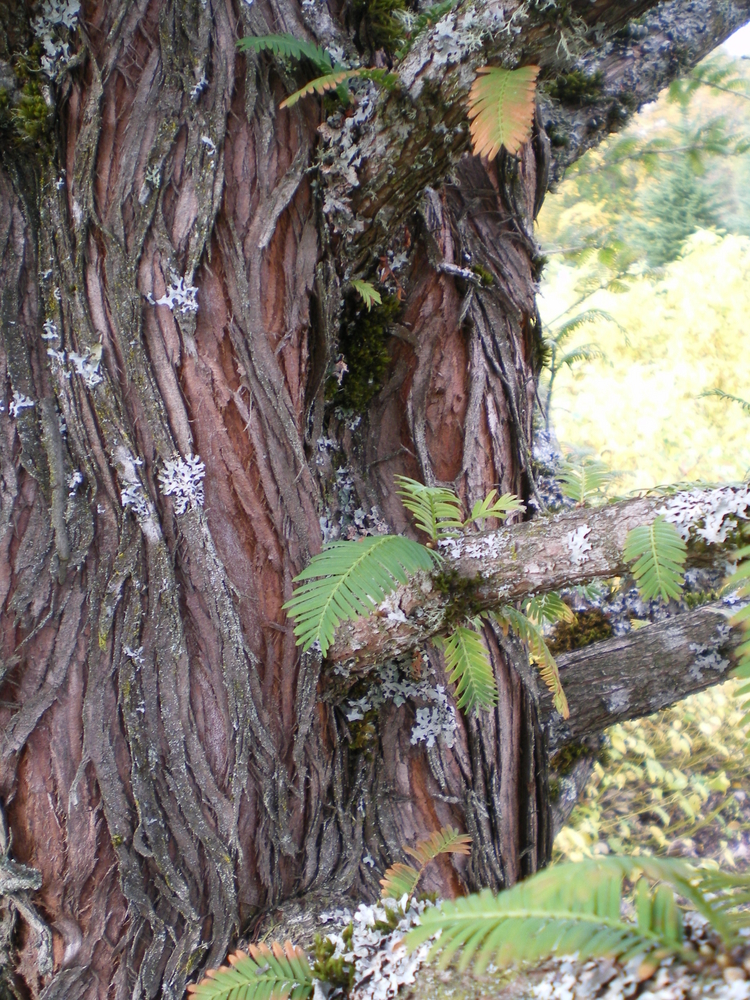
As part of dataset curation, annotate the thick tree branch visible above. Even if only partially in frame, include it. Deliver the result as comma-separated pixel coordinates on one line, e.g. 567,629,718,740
313,0,750,265
543,601,742,747
543,0,750,182
327,486,747,669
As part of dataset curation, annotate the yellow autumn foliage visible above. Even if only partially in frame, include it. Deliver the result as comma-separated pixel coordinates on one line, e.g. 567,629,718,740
539,231,750,491
554,684,750,864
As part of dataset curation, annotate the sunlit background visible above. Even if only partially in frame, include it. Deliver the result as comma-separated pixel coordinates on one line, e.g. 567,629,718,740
536,24,750,492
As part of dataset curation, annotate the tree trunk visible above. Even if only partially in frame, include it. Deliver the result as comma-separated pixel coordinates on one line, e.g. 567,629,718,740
0,1,748,997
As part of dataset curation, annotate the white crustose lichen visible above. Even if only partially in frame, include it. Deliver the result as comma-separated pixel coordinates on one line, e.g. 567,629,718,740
120,484,151,522
145,164,161,188
567,524,592,565
409,689,457,749
69,351,103,388
190,74,208,100
345,662,457,749
32,0,80,75
123,645,145,667
67,470,84,496
659,486,750,545
318,898,433,1000
46,348,66,366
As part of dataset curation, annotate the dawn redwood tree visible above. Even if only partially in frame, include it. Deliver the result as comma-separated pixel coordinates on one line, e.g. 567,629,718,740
1,0,749,996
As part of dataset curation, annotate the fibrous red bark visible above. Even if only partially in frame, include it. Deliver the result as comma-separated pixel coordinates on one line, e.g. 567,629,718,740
0,1,748,997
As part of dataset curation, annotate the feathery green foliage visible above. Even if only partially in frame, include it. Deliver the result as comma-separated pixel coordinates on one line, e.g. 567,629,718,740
700,388,750,414
284,472,563,719
441,626,498,711
281,67,397,107
466,490,525,526
494,607,569,718
670,54,750,107
688,864,750,936
629,155,726,268
351,279,383,310
187,942,314,1000
404,826,473,867
547,310,613,346
523,592,576,626
379,862,423,900
395,476,465,543
439,601,569,716
284,536,438,654
623,516,686,602
237,33,333,70
381,826,471,899
237,33,396,109
240,34,540,156
280,68,363,107
407,855,750,973
396,477,523,540
557,457,615,505
548,340,607,377
541,311,609,428
285,478,522,662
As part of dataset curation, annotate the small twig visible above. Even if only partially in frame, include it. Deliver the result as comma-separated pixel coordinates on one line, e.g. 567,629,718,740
438,262,482,285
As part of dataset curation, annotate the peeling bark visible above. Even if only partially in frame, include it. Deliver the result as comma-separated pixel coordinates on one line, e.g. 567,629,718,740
0,0,746,997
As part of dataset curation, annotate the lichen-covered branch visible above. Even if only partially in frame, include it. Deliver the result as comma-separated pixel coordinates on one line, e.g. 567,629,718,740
542,0,750,182
328,486,748,669
309,0,750,264
544,601,742,747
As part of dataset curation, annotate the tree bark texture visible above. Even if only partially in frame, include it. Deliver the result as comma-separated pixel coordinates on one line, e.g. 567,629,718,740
0,1,747,998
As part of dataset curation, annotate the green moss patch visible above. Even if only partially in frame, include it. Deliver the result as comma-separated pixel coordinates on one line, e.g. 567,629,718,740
353,0,407,54
548,70,604,106
548,607,613,654
328,294,400,413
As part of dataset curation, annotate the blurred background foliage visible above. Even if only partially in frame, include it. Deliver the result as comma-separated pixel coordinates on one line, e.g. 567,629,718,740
537,52,750,491
538,48,750,866
553,686,750,865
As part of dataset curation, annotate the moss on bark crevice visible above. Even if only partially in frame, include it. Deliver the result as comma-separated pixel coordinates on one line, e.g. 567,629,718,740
548,608,614,655
328,294,401,413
